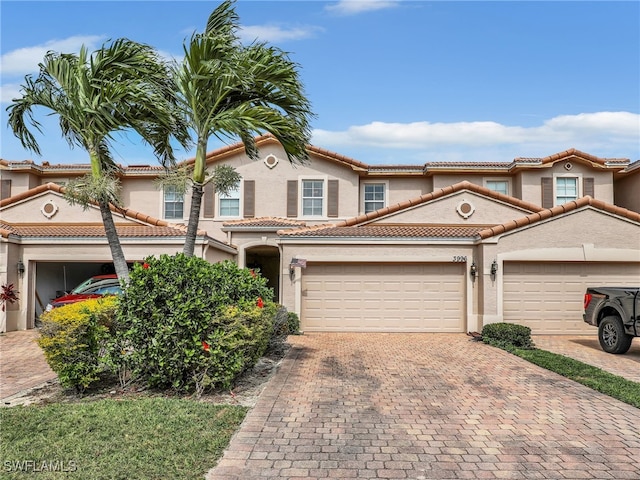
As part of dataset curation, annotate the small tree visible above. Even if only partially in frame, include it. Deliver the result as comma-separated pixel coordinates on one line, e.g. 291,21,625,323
175,0,314,256
7,39,190,282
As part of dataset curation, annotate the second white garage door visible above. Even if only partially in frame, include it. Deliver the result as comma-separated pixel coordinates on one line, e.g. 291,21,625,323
503,261,640,334
301,262,465,332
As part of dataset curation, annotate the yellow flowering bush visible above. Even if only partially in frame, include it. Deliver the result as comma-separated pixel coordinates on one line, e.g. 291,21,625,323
37,297,118,391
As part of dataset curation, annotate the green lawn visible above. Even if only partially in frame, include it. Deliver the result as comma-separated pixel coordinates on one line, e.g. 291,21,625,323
0,397,247,479
512,347,640,409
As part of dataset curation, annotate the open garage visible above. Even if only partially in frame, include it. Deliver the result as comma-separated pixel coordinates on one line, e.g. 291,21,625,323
34,261,122,316
301,262,466,332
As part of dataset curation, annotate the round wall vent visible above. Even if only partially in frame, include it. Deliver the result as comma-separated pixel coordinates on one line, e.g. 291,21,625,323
264,154,279,169
41,200,59,219
456,200,475,219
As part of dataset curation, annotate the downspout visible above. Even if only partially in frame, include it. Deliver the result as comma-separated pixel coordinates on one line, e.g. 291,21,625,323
634,289,639,337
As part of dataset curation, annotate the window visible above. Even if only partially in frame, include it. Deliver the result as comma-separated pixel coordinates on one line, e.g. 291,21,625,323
485,180,508,196
219,187,240,217
163,186,183,219
302,180,324,216
556,177,578,204
364,183,385,213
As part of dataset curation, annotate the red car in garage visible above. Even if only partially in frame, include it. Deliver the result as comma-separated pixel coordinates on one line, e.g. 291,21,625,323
46,274,121,310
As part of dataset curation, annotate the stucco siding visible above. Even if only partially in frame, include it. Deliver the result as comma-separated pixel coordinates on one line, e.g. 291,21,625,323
520,163,614,206
494,209,640,253
614,172,640,214
375,191,533,225
0,192,130,224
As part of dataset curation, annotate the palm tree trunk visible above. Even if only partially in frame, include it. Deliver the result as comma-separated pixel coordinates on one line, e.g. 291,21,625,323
99,201,130,283
183,182,204,257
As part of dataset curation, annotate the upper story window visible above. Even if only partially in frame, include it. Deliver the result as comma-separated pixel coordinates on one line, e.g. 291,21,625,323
485,180,509,196
302,180,324,216
163,186,183,219
555,177,578,204
219,186,240,217
364,183,385,213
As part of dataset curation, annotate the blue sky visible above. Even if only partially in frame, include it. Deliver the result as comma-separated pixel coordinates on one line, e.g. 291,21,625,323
1,0,639,166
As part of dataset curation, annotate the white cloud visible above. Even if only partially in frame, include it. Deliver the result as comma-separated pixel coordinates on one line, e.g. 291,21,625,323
238,24,323,43
311,112,640,162
1,35,104,76
1,83,22,103
325,0,401,16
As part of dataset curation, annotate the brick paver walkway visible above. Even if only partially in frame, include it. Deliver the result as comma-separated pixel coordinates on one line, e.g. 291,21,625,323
532,335,640,383
0,330,56,401
207,333,640,480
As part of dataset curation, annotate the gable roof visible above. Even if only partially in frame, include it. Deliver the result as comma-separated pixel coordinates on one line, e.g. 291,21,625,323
278,181,640,241
424,148,629,174
477,196,640,240
279,180,541,238
0,182,190,229
3,142,630,178
0,183,237,253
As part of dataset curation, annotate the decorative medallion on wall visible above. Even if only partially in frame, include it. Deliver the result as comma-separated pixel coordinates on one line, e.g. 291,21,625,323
263,154,279,169
564,162,573,171
41,200,59,219
456,199,475,219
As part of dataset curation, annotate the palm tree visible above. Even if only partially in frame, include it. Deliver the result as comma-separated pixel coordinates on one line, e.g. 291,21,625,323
7,39,190,282
175,0,314,256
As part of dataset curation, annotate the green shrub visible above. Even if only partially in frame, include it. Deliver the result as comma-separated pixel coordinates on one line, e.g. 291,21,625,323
37,297,118,391
109,254,275,393
198,302,275,393
481,322,534,351
287,311,300,334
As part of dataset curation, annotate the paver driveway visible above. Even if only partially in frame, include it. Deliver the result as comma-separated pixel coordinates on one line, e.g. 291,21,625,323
208,333,640,480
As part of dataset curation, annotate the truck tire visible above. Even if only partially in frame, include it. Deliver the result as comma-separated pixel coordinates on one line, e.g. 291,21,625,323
598,315,633,354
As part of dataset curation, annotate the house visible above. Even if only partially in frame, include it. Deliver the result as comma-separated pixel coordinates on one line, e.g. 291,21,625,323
2,135,639,334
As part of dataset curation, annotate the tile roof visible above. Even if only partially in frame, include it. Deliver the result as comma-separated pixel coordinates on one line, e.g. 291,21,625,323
277,224,488,239
339,180,541,227
222,217,307,228
0,223,191,238
478,196,640,239
3,142,630,176
279,181,540,238
0,182,192,229
425,149,630,173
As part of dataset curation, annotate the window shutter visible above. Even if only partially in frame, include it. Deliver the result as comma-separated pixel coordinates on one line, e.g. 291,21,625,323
327,179,339,217
541,177,553,208
243,180,255,218
0,179,11,200
287,180,298,217
583,177,594,197
203,182,215,218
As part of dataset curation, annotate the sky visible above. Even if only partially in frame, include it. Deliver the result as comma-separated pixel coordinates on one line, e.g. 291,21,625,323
1,0,639,167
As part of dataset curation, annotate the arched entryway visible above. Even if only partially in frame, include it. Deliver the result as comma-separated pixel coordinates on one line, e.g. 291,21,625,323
245,245,281,302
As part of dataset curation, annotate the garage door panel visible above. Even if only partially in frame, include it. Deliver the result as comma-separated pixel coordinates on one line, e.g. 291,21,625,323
504,262,640,334
302,262,465,332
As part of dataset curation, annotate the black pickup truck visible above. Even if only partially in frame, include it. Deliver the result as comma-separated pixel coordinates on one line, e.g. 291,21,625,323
583,287,640,354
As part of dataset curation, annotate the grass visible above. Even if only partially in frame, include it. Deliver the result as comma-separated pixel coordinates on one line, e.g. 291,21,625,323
511,347,640,409
0,397,248,479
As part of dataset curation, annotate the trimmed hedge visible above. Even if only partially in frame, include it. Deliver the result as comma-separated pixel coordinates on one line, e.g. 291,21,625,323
481,322,534,351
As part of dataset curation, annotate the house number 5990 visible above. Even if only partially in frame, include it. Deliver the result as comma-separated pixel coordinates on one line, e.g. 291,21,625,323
452,256,467,262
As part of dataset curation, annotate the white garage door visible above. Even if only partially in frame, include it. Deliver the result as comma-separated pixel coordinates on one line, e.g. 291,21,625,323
503,262,640,334
301,262,465,332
